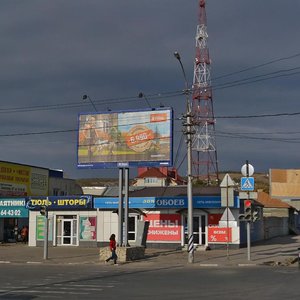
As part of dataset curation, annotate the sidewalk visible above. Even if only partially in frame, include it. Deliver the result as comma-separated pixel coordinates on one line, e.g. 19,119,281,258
1,235,299,267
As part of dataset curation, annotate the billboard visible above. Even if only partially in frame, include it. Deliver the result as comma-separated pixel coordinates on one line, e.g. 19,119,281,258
208,227,232,243
0,162,48,196
144,214,181,242
77,108,173,168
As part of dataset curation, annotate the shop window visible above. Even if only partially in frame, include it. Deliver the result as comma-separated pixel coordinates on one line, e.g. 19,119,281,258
53,188,59,196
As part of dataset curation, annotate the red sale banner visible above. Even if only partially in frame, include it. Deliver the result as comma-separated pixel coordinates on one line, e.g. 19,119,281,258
144,214,181,241
208,227,232,243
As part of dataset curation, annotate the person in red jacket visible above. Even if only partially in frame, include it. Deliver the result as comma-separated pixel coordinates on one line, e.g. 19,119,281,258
105,234,118,265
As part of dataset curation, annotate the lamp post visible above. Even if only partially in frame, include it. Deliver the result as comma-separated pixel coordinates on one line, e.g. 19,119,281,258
174,51,194,263
138,92,152,109
82,94,98,112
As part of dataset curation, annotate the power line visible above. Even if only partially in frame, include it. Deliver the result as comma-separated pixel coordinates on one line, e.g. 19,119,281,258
212,52,300,80
0,67,298,116
0,90,183,114
1,54,300,115
2,109,300,138
215,132,300,143
216,129,300,135
216,111,300,119
212,66,300,90
213,69,300,92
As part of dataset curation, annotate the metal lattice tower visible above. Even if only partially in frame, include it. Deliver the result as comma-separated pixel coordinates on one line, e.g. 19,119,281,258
191,0,219,184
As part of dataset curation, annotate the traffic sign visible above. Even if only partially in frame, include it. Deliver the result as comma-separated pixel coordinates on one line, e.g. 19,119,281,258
241,177,255,191
239,192,257,199
241,163,254,177
220,174,235,207
220,173,235,187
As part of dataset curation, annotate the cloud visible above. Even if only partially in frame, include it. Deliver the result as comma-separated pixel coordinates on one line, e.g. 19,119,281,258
0,0,300,179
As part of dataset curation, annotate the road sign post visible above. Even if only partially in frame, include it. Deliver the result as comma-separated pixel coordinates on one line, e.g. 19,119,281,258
240,161,255,261
247,221,251,261
220,174,235,259
43,198,49,260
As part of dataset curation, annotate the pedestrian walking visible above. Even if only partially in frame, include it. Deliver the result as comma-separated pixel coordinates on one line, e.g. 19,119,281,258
21,226,28,244
105,234,118,265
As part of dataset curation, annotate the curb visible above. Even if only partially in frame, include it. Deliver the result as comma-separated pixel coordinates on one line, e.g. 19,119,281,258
199,263,219,267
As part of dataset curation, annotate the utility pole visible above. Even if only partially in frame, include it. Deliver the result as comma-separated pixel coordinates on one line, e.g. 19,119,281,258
174,51,194,263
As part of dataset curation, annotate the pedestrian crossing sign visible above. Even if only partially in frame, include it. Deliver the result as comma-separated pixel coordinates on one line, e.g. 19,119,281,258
240,177,255,191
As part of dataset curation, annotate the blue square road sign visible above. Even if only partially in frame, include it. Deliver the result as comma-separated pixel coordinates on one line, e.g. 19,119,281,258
240,177,255,191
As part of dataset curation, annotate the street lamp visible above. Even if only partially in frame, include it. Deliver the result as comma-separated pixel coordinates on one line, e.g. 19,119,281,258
138,92,152,109
174,51,194,263
82,94,98,112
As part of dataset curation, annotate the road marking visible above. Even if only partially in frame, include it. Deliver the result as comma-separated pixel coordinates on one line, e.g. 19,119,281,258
57,284,114,288
0,261,10,264
199,263,219,267
48,287,104,291
17,290,90,295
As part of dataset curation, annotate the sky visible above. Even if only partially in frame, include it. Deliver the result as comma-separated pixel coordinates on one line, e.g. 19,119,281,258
1,0,300,179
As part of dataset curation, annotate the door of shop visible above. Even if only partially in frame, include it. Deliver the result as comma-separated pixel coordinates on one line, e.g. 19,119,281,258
57,217,78,246
184,215,207,246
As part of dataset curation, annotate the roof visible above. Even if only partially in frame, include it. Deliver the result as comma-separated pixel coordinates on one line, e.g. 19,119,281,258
137,168,167,179
257,191,291,208
103,186,144,197
136,167,186,185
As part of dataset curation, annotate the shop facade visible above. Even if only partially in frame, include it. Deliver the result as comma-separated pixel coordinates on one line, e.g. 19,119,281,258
0,197,29,242
28,195,97,247
94,187,242,249
27,188,265,250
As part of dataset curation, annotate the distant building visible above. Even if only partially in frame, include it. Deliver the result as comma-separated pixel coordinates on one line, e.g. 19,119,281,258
132,167,186,187
269,169,300,233
256,191,294,238
0,160,82,243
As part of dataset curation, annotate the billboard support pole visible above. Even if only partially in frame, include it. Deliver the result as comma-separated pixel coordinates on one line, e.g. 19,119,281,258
123,168,129,247
118,168,124,246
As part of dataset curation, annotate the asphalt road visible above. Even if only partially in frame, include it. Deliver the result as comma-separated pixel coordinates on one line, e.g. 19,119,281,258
0,264,299,300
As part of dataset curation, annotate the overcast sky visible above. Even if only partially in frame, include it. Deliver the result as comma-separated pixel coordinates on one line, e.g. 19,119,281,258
1,0,300,179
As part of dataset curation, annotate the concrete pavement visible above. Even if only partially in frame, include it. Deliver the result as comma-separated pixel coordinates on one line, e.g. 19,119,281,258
0,235,299,268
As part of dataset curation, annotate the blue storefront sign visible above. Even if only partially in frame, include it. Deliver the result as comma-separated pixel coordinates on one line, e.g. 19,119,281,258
0,198,29,218
27,195,93,210
94,195,239,209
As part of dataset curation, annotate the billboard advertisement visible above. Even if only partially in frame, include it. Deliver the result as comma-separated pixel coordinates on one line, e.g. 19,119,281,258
77,108,173,168
143,214,181,242
0,162,48,196
208,227,232,243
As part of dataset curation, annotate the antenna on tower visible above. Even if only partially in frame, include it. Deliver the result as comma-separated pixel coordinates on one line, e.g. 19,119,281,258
191,0,219,185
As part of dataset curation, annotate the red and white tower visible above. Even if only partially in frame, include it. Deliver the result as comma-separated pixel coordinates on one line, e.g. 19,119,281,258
191,0,219,184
